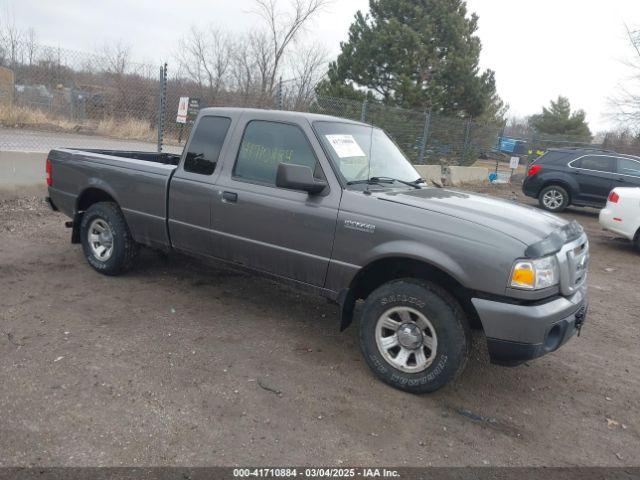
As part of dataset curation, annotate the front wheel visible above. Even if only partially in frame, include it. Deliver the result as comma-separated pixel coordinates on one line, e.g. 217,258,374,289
80,202,138,275
538,185,569,212
358,279,471,394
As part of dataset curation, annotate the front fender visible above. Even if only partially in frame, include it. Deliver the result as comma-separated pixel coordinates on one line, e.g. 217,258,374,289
333,240,473,332
364,240,469,287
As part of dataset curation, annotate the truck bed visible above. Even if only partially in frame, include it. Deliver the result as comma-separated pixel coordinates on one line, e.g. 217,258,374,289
47,148,180,250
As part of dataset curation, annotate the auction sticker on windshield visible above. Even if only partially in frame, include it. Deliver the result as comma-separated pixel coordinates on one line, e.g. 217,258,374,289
325,134,366,159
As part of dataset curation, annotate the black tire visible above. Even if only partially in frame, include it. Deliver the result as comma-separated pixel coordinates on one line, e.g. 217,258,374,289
538,185,570,212
80,202,138,275
358,279,471,394
634,229,640,253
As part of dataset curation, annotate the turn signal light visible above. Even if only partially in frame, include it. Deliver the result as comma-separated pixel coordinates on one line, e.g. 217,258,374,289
527,164,541,176
46,158,52,186
608,191,619,203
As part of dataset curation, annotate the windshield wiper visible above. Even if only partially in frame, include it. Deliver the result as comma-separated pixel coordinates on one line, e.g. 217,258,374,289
371,176,422,189
346,177,422,189
346,178,391,186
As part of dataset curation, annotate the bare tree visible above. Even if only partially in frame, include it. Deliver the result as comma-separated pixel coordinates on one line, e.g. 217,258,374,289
251,0,331,95
96,41,136,116
0,5,23,66
286,42,327,109
99,41,132,76
610,24,640,132
175,25,232,104
24,27,37,66
229,37,256,99
228,31,272,103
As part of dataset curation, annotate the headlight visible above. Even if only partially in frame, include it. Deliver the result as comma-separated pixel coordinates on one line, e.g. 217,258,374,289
510,256,559,290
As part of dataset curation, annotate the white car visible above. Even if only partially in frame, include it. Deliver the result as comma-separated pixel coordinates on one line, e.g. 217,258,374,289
599,187,640,250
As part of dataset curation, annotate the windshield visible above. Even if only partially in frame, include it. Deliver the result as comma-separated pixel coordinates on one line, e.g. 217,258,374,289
314,121,420,185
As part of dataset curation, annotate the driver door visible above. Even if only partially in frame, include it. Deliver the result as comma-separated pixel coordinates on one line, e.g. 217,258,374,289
211,114,342,287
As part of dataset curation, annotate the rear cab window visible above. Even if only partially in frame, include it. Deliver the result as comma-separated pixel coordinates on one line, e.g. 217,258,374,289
232,120,324,186
183,116,232,175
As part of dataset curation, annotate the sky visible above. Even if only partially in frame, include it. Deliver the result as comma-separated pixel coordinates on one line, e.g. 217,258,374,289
2,0,639,131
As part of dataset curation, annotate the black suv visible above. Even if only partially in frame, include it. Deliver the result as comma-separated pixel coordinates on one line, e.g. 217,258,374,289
522,148,640,212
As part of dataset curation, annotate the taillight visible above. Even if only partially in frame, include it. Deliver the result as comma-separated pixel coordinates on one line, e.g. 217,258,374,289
608,191,619,203
527,164,541,176
46,158,52,186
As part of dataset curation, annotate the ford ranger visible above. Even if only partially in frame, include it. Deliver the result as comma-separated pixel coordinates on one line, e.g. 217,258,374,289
46,108,589,393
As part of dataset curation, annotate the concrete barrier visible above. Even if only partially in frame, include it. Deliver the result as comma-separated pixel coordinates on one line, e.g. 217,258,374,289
446,166,489,186
0,151,47,194
414,165,442,184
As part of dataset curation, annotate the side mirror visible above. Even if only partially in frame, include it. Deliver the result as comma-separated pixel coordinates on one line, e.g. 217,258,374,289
276,163,327,195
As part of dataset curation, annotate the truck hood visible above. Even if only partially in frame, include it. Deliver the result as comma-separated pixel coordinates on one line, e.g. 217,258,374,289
379,187,567,245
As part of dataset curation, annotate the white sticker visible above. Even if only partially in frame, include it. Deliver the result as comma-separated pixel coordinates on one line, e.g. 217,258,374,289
325,134,366,159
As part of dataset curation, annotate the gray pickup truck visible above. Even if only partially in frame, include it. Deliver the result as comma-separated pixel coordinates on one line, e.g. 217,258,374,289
46,108,589,393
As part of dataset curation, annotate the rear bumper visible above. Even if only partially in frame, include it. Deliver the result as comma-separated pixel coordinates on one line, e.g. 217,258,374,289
599,207,635,241
45,196,59,212
472,286,587,366
521,177,541,198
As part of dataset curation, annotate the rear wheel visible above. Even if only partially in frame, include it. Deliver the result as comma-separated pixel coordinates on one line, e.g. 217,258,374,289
80,202,138,275
539,185,569,212
358,279,471,394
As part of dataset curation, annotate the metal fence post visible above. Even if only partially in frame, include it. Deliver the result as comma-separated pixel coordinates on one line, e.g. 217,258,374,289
417,110,432,164
360,100,368,123
275,77,284,110
157,63,167,153
461,118,472,165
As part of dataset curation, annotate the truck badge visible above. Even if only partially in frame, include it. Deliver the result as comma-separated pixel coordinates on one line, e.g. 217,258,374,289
344,220,376,234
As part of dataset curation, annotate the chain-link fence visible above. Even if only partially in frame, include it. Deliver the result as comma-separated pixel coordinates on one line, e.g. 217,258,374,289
2,41,632,170
0,42,165,147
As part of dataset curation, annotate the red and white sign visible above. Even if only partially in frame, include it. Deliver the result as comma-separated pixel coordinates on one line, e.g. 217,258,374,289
176,96,189,124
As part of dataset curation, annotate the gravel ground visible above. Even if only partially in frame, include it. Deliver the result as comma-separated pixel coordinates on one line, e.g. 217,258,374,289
0,185,639,467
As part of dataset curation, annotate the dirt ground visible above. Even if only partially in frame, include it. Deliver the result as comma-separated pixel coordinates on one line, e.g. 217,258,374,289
0,185,638,467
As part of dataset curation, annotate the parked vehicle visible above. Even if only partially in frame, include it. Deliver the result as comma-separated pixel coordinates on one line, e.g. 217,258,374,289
522,148,640,212
599,187,640,250
46,108,589,393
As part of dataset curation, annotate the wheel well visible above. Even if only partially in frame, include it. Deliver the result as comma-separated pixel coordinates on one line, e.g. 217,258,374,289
76,188,116,212
346,257,481,330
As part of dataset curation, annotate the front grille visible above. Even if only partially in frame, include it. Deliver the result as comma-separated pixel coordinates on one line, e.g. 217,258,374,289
557,235,589,295
571,242,588,287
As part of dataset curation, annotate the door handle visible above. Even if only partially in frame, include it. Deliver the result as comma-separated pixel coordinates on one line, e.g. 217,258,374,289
222,191,238,203
615,178,625,182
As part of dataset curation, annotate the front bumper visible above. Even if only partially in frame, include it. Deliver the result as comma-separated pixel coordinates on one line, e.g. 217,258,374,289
472,286,587,366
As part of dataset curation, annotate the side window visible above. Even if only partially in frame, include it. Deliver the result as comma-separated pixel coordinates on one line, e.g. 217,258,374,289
184,116,231,175
618,158,640,177
233,120,322,185
574,156,615,173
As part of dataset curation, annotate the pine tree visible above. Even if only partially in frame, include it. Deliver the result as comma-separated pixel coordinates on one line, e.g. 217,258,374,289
316,0,502,119
529,96,592,138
